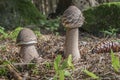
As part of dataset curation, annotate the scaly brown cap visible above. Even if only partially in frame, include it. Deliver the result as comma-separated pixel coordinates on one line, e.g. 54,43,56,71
16,28,37,46
61,6,84,28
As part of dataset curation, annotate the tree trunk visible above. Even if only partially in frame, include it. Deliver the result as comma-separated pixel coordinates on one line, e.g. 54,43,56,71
55,0,72,16
97,0,111,3
87,0,98,7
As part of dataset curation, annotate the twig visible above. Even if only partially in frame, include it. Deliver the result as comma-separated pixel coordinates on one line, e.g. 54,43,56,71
6,64,22,80
0,63,35,67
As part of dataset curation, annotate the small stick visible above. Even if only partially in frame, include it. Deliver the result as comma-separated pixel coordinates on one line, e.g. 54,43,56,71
6,64,22,80
0,63,35,67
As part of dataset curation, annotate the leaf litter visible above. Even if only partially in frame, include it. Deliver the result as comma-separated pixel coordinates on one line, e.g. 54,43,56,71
0,32,120,80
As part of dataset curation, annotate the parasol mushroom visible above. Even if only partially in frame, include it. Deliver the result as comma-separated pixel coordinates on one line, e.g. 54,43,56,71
16,28,39,62
61,5,84,61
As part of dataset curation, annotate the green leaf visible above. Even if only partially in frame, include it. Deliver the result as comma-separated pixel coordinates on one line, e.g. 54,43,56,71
53,74,58,80
45,62,51,69
40,20,46,25
53,55,74,79
83,69,99,79
54,55,62,72
3,61,11,65
67,55,74,69
102,30,112,35
59,70,64,80
54,23,59,27
0,26,8,38
0,67,7,76
64,70,71,77
111,50,120,72
9,27,23,40
61,60,68,70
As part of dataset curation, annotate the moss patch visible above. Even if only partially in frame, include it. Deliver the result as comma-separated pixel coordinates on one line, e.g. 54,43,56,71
0,0,45,30
14,0,45,24
83,2,120,35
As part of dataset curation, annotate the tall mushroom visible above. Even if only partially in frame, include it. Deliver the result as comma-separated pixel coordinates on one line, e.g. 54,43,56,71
61,6,84,61
16,28,39,62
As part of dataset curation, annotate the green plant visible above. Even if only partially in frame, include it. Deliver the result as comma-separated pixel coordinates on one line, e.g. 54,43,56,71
40,18,60,32
53,55,74,80
0,26,23,40
101,27,119,37
0,67,7,76
27,63,39,75
111,50,120,72
33,30,41,37
45,62,52,69
0,26,8,39
0,45,7,51
31,65,39,75
83,69,99,79
9,27,23,40
0,0,45,30
0,60,11,76
83,2,120,35
0,26,42,41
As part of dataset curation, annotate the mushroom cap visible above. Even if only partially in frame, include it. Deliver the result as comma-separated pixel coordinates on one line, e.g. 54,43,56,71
61,6,84,28
16,28,37,46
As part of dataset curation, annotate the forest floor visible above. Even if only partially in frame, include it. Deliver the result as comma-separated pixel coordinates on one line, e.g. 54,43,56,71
0,31,120,80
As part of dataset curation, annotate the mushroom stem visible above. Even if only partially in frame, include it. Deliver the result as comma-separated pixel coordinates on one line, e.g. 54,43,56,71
65,28,80,60
20,44,39,62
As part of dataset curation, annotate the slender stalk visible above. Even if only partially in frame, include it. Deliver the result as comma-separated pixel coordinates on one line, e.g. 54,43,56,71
65,28,80,61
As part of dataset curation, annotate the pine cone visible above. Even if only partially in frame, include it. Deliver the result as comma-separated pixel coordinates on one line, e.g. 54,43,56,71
92,40,120,53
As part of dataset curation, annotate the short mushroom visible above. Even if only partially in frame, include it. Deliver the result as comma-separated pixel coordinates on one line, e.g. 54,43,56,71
61,6,84,61
16,28,39,62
